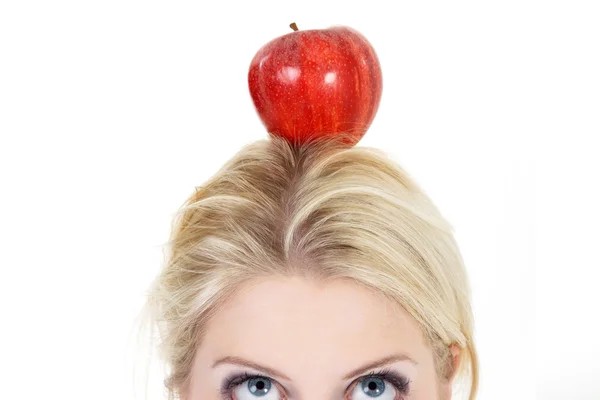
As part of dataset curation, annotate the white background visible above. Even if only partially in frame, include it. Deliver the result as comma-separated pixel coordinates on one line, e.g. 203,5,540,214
0,1,597,399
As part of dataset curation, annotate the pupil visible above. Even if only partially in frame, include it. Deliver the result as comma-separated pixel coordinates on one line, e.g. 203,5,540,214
256,381,265,390
368,381,377,390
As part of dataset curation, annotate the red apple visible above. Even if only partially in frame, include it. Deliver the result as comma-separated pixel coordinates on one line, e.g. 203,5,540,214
248,23,382,147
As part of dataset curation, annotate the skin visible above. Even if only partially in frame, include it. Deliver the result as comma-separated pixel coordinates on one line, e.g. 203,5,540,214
185,275,460,400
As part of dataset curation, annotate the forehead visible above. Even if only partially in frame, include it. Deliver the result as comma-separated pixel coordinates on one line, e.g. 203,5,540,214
196,276,432,376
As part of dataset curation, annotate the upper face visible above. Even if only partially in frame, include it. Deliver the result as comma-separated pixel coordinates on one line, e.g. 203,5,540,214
187,276,447,400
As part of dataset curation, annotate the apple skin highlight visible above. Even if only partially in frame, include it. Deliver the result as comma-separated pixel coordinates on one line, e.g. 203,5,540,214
248,25,383,147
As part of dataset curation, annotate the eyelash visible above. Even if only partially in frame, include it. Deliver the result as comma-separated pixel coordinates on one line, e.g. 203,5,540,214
219,368,411,400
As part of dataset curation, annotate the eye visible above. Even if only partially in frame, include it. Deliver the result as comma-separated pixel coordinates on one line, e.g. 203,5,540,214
348,369,412,400
349,376,397,400
232,376,282,400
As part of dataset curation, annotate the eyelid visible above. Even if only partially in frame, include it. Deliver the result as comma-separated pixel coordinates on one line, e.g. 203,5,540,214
348,368,412,396
225,371,289,398
224,368,410,399
345,372,375,395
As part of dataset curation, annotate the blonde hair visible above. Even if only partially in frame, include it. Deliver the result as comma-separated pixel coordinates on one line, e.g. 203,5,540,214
138,133,479,400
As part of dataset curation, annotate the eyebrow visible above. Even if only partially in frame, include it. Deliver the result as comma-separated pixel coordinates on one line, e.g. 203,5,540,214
212,356,292,380
212,353,418,382
341,353,418,380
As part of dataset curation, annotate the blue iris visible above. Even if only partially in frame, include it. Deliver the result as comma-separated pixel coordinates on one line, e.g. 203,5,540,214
361,377,386,397
248,378,272,397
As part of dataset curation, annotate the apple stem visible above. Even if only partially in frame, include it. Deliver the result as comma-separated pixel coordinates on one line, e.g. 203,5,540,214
290,22,299,31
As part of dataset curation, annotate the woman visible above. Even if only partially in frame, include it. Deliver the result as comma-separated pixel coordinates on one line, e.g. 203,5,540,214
140,133,479,400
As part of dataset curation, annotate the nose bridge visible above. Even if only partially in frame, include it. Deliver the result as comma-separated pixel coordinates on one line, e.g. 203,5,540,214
283,323,350,400
285,361,346,400
291,385,342,400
